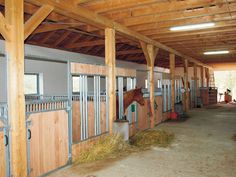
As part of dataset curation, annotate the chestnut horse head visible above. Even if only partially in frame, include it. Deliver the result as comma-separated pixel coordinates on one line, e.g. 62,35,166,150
116,87,145,119
133,87,145,106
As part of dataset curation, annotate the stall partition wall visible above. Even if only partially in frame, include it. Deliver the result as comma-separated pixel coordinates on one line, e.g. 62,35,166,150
175,78,183,104
0,104,10,177
190,78,200,108
162,79,171,120
117,76,138,136
70,62,137,158
25,99,69,177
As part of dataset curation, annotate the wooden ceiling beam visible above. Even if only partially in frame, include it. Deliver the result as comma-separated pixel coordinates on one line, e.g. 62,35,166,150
116,49,142,56
83,0,160,13
152,27,236,40
120,3,236,26
124,0,233,17
25,0,211,68
24,4,54,40
33,23,69,34
140,22,236,36
0,12,11,41
103,1,235,21
53,30,71,46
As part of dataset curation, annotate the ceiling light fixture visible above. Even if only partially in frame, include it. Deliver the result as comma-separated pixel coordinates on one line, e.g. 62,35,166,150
204,50,229,55
170,22,215,31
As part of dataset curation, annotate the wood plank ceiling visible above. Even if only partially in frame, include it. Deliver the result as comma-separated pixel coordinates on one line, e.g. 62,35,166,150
1,0,236,68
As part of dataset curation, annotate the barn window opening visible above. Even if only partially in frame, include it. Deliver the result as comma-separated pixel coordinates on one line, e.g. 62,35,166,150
24,73,39,95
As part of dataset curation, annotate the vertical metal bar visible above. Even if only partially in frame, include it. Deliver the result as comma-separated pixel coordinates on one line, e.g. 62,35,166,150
175,79,177,103
98,76,101,134
26,122,31,176
168,80,171,111
94,76,97,135
79,75,83,140
163,80,167,112
127,77,132,123
67,61,72,163
105,76,109,132
133,78,138,123
85,76,88,139
118,77,123,119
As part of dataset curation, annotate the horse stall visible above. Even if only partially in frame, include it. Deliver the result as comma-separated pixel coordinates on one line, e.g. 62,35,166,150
25,97,70,177
162,79,172,120
136,70,164,131
70,62,138,157
0,104,10,177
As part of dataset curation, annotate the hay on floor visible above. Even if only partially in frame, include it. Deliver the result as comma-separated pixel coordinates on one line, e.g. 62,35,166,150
75,134,130,164
130,129,175,149
75,129,175,164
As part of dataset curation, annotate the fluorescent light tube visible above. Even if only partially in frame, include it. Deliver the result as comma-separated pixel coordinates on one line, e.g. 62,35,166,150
204,51,229,55
170,23,215,31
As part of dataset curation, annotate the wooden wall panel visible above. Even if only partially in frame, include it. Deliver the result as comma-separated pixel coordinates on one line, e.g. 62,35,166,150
73,101,107,141
88,102,95,138
72,101,81,142
29,110,68,177
100,102,107,133
155,96,163,125
0,129,6,177
71,62,136,77
137,99,150,131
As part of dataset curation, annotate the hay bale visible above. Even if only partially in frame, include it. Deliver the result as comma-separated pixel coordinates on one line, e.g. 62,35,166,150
75,134,130,163
130,129,174,149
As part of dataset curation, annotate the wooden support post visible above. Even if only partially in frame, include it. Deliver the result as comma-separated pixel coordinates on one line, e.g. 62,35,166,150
200,66,204,87
5,0,27,176
193,63,198,107
184,59,189,111
140,42,158,128
105,28,116,134
169,53,175,112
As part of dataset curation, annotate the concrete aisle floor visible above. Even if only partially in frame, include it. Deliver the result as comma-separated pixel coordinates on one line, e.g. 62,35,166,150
48,104,236,177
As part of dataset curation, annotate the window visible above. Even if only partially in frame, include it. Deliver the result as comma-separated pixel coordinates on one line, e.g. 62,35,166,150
157,79,162,89
72,76,80,93
24,74,39,95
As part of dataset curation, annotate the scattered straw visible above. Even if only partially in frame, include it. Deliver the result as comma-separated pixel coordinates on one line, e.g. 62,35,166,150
74,129,175,164
130,129,175,149
75,134,130,164
232,134,236,141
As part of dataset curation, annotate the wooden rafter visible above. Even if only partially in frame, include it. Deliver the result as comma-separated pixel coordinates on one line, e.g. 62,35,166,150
0,12,11,41
24,4,54,40
25,0,211,68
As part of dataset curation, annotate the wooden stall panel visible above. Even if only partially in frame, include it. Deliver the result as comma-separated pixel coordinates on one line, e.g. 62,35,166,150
100,102,107,133
72,101,81,142
0,128,6,177
88,101,95,138
137,99,150,131
29,110,68,177
155,96,163,125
